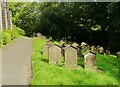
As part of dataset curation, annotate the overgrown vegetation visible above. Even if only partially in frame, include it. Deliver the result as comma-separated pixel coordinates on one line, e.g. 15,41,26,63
31,37,118,85
0,25,25,48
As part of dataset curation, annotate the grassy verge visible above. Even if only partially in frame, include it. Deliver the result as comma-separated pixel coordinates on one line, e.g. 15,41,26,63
31,37,118,85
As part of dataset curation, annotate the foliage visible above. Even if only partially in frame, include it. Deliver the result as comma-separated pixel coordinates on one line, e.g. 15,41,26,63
31,37,118,85
0,26,25,48
0,31,12,47
9,2,120,53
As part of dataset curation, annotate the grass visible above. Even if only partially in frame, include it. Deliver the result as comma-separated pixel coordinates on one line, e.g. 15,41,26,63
31,37,118,85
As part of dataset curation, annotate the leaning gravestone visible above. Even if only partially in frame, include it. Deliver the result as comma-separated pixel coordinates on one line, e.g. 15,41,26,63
64,46,77,68
42,44,50,55
49,45,61,64
105,50,111,55
84,53,97,70
98,47,104,54
91,46,97,54
116,52,120,60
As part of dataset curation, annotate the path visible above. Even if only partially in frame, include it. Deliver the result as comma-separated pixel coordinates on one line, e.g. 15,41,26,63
2,38,33,85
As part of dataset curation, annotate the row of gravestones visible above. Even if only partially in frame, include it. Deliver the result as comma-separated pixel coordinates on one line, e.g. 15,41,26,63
42,39,120,71
42,40,97,70
61,40,111,55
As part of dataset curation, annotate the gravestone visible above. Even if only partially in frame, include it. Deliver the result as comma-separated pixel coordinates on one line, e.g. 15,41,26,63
67,41,73,46
90,46,97,54
84,53,97,70
42,44,50,55
81,42,90,55
49,45,61,64
72,43,82,58
37,33,42,38
61,43,70,57
116,52,120,60
105,50,110,55
96,45,100,54
46,40,54,46
98,47,104,54
64,46,77,68
77,47,83,58
60,39,66,46
72,42,79,48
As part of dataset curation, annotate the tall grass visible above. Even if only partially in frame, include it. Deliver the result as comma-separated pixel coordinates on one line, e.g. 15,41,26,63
31,38,118,85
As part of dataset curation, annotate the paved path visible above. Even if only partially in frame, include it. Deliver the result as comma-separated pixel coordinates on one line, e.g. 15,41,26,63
2,38,33,85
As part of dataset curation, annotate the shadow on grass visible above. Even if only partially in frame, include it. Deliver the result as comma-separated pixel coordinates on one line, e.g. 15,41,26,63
40,58,49,63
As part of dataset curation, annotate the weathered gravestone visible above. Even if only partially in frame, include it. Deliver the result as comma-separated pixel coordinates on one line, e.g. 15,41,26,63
91,46,97,54
64,46,77,68
37,33,42,38
46,40,54,46
96,45,100,54
60,39,66,46
42,44,50,55
105,50,111,55
49,45,61,64
72,42,82,58
98,47,104,54
81,42,90,55
67,41,73,46
116,52,120,60
72,42,79,48
61,43,70,57
84,53,97,70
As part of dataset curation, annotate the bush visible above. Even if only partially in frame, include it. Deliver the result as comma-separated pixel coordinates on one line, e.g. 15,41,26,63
6,29,19,40
13,25,25,36
0,25,25,48
0,31,12,46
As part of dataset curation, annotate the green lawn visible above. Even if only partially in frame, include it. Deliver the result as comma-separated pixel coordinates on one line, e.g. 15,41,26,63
31,37,118,85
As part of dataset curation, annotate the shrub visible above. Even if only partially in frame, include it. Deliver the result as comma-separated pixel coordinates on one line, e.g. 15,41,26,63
0,32,3,47
0,31,12,46
0,25,25,48
6,29,19,40
13,25,25,36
